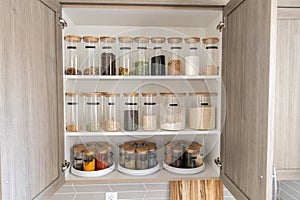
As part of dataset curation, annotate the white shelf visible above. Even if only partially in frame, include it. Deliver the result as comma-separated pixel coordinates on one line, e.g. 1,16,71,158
63,75,221,80
64,129,221,137
65,162,219,183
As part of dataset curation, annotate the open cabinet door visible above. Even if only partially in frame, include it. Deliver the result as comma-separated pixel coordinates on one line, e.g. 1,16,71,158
221,0,277,199
0,0,64,199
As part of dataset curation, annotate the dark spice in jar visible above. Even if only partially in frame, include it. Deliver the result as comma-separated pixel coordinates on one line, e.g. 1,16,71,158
65,67,82,75
124,110,139,131
101,53,116,75
151,55,165,75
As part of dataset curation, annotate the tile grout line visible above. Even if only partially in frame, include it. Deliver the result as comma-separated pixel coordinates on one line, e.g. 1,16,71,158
279,190,297,200
281,181,300,196
108,182,113,192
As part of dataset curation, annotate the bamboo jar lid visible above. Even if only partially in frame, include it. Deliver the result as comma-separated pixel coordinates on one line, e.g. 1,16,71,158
142,92,157,96
100,36,116,43
124,92,139,97
118,36,133,43
64,35,81,42
151,37,166,43
136,147,148,154
83,36,99,43
133,36,150,43
167,37,183,44
184,36,200,44
202,37,219,44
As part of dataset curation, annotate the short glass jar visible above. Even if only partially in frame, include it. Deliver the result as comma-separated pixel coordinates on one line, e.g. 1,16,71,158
96,147,108,170
64,35,82,75
73,144,85,170
148,146,157,168
124,147,136,169
136,147,149,170
83,150,95,171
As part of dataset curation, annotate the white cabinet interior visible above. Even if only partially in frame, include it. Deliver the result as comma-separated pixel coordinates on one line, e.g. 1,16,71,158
62,7,223,182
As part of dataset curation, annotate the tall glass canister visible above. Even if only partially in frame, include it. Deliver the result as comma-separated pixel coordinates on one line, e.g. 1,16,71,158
142,92,157,131
64,35,82,75
85,92,101,132
151,37,166,75
82,36,99,75
105,93,120,131
184,37,200,76
118,36,133,76
160,93,186,130
65,92,82,132
167,37,183,75
202,37,219,75
100,36,116,75
133,36,150,75
95,92,107,129
123,92,139,131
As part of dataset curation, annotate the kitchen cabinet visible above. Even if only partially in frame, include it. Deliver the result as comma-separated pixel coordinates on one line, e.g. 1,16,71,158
0,0,279,199
274,8,300,180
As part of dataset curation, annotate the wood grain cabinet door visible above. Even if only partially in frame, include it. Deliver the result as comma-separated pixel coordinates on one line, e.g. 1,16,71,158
221,0,277,199
0,0,64,199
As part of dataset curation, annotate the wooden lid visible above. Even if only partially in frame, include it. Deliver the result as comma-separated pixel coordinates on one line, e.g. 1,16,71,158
105,93,120,97
100,36,116,43
141,92,157,96
145,142,156,147
84,92,103,97
65,92,82,97
97,147,108,154
118,36,133,43
188,92,217,96
124,92,139,97
151,37,166,44
167,37,183,44
124,141,136,146
64,35,81,42
184,37,200,44
119,144,130,149
74,145,85,153
107,144,113,150
186,146,197,153
133,36,149,43
135,140,145,146
124,147,136,153
160,92,186,96
84,150,95,155
83,36,99,43
148,146,157,152
95,92,108,96
136,147,148,153
202,37,219,44
97,142,109,147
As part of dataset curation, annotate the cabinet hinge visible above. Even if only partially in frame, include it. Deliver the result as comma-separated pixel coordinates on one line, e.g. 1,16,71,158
214,157,223,170
61,160,70,173
58,17,68,29
216,18,225,32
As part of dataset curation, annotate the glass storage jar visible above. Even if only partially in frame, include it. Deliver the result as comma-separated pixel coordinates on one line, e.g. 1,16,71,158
160,93,186,130
124,147,136,169
100,36,116,75
191,143,204,167
184,37,200,76
142,92,157,131
83,150,95,171
188,92,216,130
85,92,101,131
118,36,133,76
107,144,114,167
151,37,166,75
96,147,108,170
185,146,197,168
82,36,99,75
148,146,157,168
105,93,121,131
95,92,107,129
133,36,150,75
202,37,219,75
171,146,184,168
73,144,85,170
164,142,175,165
123,92,139,131
167,37,183,75
119,144,130,167
136,147,149,170
64,35,82,75
65,92,82,132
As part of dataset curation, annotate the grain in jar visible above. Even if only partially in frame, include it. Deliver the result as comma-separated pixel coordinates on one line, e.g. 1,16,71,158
202,37,219,75
64,35,82,75
82,36,99,75
105,93,121,131
100,36,116,75
65,92,82,132
142,92,157,131
167,37,183,75
123,92,139,131
136,147,148,170
189,92,216,130
133,37,150,75
85,92,101,131
151,37,166,75
83,150,95,171
118,37,133,75
124,147,136,169
96,147,108,170
160,93,186,130
184,37,200,76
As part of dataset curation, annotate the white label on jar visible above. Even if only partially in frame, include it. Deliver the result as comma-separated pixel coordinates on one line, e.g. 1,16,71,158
185,56,200,75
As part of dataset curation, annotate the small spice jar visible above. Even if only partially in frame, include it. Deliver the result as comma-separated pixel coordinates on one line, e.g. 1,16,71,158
164,142,175,165
123,92,139,131
73,144,85,170
96,147,108,170
107,144,114,167
105,93,121,131
100,36,116,75
119,144,129,167
171,146,184,168
191,143,204,167
167,37,183,75
136,147,149,170
82,36,100,75
64,35,82,75
65,92,82,132
133,37,150,75
151,37,166,75
118,37,133,76
160,93,186,130
124,147,136,169
188,92,216,130
148,146,157,168
202,37,219,75
185,146,197,168
142,92,157,131
184,37,200,76
83,150,95,171
85,92,101,131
